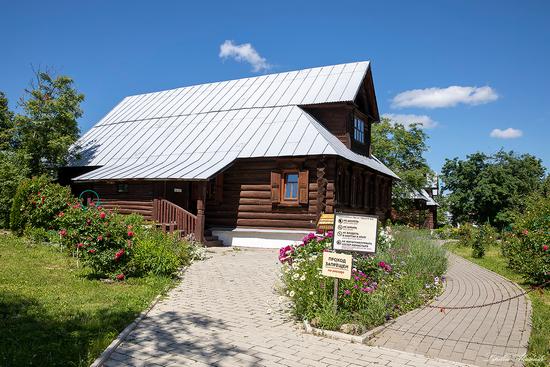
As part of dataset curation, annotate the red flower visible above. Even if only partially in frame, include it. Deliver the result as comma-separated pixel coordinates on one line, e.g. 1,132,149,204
522,229,529,235
58,211,65,217
116,273,125,281
59,229,67,237
88,249,96,254
97,235,103,241
543,245,549,251
114,248,125,261
127,231,134,238
76,243,84,249
99,212,106,219
378,261,386,268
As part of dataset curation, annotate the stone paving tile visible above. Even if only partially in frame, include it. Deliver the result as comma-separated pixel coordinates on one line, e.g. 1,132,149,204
100,248,498,367
369,251,531,367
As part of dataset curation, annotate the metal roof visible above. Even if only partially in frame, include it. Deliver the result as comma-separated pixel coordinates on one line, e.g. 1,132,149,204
71,61,399,181
411,189,439,206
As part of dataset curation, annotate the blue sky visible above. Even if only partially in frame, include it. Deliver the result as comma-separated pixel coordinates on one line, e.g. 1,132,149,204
1,0,548,172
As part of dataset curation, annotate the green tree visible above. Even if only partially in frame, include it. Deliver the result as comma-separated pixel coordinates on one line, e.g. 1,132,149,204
371,118,432,213
0,151,29,227
0,91,16,150
15,70,84,176
441,150,546,227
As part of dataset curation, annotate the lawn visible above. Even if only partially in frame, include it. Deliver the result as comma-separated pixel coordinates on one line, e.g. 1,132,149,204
445,243,550,367
0,233,173,367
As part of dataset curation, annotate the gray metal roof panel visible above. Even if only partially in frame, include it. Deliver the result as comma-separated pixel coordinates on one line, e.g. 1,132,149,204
72,61,399,181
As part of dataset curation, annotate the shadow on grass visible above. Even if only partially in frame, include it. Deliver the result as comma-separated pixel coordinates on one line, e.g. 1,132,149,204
0,291,137,367
0,292,255,367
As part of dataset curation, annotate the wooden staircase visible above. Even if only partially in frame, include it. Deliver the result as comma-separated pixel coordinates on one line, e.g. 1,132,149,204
152,199,223,246
99,198,223,246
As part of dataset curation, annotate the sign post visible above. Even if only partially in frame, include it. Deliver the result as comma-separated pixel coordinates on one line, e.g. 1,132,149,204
321,212,379,312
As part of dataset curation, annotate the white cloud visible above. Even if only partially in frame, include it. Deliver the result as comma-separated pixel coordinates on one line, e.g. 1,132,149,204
490,128,523,139
391,86,498,109
382,113,438,129
219,40,271,72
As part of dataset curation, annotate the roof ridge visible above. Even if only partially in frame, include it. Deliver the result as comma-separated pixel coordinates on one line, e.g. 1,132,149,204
124,60,371,98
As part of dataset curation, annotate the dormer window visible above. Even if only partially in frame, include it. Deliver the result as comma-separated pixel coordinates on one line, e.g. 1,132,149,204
354,116,365,144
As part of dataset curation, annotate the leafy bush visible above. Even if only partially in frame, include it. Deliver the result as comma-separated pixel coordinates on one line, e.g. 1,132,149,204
280,227,447,332
432,225,460,240
23,226,57,244
0,152,29,228
502,195,550,285
456,223,498,258
12,177,205,280
57,204,138,277
128,229,197,277
10,175,77,233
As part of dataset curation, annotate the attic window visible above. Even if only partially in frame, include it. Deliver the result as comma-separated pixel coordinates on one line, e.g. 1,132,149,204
354,117,365,144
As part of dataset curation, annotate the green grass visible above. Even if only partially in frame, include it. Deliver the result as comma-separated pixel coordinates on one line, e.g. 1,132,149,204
445,243,550,367
0,233,173,367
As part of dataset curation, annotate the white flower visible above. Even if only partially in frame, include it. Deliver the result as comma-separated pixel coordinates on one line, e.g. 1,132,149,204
300,274,306,281
292,273,299,280
289,291,295,297
309,291,314,296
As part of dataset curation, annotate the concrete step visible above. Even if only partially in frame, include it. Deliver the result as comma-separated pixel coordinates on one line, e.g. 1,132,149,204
204,239,223,247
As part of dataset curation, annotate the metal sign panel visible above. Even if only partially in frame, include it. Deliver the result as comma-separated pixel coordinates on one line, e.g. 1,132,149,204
333,213,378,253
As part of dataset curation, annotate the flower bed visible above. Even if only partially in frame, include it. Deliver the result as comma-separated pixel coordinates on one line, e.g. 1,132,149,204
280,227,447,333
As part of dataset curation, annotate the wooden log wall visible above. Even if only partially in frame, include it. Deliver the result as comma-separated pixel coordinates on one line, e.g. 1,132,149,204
333,158,394,221
205,157,336,230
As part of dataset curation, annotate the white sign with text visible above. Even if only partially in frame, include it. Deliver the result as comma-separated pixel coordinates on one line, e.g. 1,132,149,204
333,213,378,253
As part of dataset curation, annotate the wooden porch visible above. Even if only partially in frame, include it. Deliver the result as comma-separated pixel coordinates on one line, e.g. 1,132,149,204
98,181,221,246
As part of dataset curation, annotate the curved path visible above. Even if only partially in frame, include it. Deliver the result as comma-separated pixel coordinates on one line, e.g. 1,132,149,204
369,252,531,366
99,247,529,367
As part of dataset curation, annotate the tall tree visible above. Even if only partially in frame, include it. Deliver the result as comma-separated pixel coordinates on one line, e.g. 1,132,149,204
441,150,546,227
371,118,432,212
15,70,84,176
0,91,15,150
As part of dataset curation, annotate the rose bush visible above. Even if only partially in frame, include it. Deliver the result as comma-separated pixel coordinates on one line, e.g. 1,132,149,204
10,177,205,279
10,175,78,234
280,227,447,333
502,195,550,285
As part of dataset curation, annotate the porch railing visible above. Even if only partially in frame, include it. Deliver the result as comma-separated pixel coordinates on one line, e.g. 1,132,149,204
152,199,197,238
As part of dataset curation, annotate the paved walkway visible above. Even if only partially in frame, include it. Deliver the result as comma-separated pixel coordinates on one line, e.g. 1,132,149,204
100,247,530,367
369,253,531,367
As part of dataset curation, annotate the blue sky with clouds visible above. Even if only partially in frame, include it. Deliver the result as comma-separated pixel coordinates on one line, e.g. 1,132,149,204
1,0,548,172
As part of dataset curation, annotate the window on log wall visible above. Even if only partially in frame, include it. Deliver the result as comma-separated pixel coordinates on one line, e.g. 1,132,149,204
271,170,309,206
207,174,224,203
